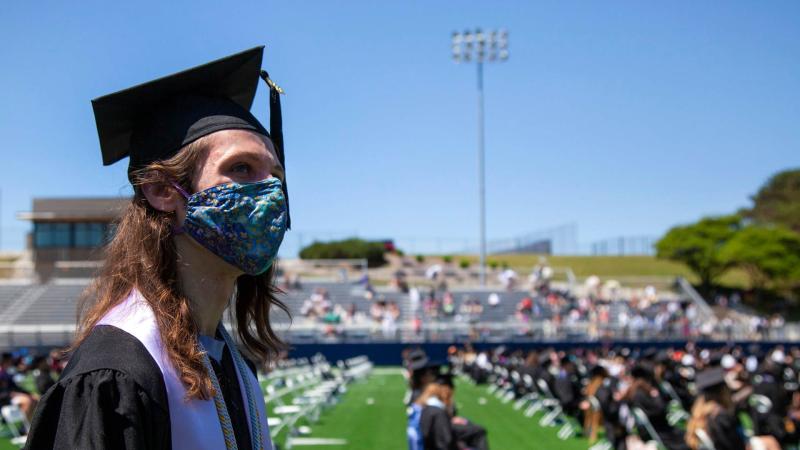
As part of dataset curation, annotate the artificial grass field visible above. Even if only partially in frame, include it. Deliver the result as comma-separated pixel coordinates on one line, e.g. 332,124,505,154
4,368,590,449
269,367,589,450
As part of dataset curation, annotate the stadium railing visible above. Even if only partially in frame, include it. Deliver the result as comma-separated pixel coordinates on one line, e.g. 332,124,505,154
2,319,800,349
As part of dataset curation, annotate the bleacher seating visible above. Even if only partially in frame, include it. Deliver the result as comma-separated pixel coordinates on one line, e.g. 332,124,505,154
0,277,752,348
14,284,86,325
0,285,31,316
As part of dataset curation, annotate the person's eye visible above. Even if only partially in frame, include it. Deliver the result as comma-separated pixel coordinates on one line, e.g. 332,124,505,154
230,162,251,175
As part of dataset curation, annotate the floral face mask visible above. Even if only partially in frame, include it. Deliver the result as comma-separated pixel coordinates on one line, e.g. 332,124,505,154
173,177,287,275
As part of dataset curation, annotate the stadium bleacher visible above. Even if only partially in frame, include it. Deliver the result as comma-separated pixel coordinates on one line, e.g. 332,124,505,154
0,275,794,351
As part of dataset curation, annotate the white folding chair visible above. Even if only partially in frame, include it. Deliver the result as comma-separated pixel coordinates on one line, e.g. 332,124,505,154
695,428,716,450
1,404,29,446
631,407,666,450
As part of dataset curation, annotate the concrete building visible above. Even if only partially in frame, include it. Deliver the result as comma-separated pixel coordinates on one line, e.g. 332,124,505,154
18,197,128,280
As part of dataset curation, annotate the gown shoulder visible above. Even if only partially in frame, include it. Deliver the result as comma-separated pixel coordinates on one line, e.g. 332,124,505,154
24,325,171,450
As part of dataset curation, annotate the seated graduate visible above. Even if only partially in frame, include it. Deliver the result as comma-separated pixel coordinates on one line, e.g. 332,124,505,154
582,365,627,449
0,353,36,422
24,46,290,450
406,357,488,450
686,367,780,450
751,354,792,446
408,370,458,450
31,356,55,397
623,363,690,450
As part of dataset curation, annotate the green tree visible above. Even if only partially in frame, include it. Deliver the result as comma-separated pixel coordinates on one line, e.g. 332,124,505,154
655,215,741,290
744,168,800,233
299,238,389,268
719,225,800,290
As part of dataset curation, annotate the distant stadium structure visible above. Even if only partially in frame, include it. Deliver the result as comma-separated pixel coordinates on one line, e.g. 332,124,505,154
16,197,127,280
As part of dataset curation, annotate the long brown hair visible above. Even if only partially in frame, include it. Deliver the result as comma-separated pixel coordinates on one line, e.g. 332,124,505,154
415,383,454,409
685,384,732,450
72,136,289,400
583,373,605,442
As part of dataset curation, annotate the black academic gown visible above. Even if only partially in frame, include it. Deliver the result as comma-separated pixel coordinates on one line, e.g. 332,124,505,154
752,371,790,443
630,388,690,450
595,381,626,450
34,370,55,397
420,405,458,450
24,325,254,450
706,410,747,450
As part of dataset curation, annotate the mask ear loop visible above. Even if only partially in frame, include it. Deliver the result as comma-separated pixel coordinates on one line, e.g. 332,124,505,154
171,182,191,235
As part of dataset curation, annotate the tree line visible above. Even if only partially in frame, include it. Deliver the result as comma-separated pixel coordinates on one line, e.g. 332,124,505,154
656,169,800,301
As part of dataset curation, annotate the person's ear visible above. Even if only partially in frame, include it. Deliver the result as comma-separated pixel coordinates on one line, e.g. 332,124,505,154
141,182,183,213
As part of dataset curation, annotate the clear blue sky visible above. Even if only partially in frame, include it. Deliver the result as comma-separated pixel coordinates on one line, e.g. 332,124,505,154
1,1,799,255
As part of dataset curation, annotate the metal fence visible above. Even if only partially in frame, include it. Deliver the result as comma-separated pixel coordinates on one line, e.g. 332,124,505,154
2,319,798,351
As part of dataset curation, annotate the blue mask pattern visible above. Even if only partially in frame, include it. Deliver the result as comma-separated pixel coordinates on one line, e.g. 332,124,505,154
177,178,287,275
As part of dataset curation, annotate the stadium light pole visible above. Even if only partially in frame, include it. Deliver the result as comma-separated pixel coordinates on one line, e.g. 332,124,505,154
451,28,508,287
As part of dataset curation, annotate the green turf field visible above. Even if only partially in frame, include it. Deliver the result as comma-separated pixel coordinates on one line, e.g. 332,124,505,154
271,368,589,450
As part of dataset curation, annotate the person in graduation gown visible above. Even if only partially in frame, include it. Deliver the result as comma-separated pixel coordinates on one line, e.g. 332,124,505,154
554,356,583,423
685,367,747,450
24,46,291,450
685,367,781,450
623,363,690,450
751,359,791,445
406,360,488,450
412,374,459,450
31,356,55,398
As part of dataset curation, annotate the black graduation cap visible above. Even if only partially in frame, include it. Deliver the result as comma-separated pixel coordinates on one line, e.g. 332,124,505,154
631,363,655,381
91,46,290,227
695,367,726,392
406,349,428,371
435,368,454,387
410,357,442,374
589,365,609,378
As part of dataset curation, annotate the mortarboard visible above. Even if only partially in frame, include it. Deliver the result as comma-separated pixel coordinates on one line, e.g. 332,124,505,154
91,46,290,227
434,368,454,387
406,349,428,371
695,367,726,392
631,363,655,381
589,365,609,378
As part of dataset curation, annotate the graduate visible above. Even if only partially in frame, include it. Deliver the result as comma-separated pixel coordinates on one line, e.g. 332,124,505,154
408,368,458,450
25,46,290,450
686,367,781,450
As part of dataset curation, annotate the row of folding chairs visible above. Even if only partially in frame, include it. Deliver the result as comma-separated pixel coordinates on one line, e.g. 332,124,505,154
480,364,580,441
266,356,373,450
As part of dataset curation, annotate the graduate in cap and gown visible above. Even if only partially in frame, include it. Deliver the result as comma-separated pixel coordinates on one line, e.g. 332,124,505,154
409,368,458,450
685,367,781,450
25,46,290,450
406,358,488,450
624,363,690,450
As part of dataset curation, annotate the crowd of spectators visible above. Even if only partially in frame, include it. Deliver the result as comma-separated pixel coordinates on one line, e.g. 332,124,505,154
454,343,800,450
298,286,402,338
281,264,785,342
408,277,699,342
